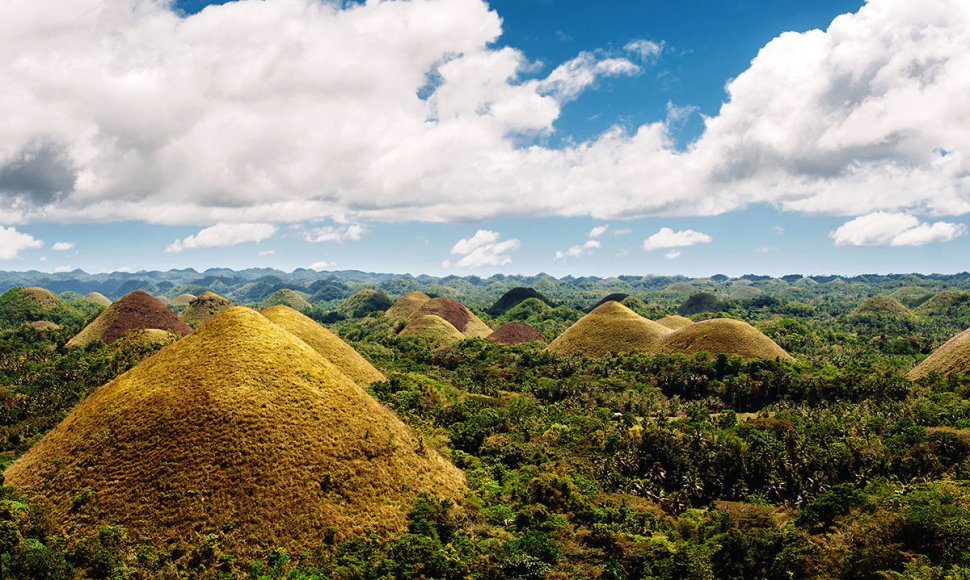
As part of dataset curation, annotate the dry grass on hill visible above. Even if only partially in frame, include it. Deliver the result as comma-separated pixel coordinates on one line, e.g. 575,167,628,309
910,327,970,379
657,318,792,361
399,314,465,347
260,305,385,385
848,296,914,320
656,315,694,330
386,291,432,322
67,291,193,347
27,320,60,331
83,292,112,307
169,294,196,308
488,322,545,345
546,301,670,357
20,287,64,309
261,289,312,312
5,307,465,559
915,290,970,316
179,291,232,327
415,297,492,338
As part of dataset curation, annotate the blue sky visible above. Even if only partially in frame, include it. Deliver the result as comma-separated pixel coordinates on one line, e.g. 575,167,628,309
1,0,967,277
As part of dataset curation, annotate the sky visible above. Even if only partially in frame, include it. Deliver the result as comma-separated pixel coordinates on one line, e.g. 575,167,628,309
1,0,968,277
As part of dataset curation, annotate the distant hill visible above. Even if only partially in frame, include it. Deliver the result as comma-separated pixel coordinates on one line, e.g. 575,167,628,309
338,289,393,318
386,291,432,322
67,291,192,347
910,327,970,379
657,318,792,361
547,301,669,357
414,297,492,339
261,289,312,312
0,286,70,328
488,287,554,316
179,291,232,327
488,321,545,345
399,314,465,347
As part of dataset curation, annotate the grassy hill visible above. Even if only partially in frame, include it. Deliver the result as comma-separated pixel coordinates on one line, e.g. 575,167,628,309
546,301,670,357
67,291,193,347
657,318,793,361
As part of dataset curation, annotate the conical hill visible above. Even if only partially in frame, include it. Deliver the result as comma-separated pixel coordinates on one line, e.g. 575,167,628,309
848,296,914,321
179,291,231,327
657,318,792,361
261,289,312,312
67,291,192,347
0,286,67,327
415,297,492,338
386,291,432,322
910,327,970,379
260,305,385,385
399,314,465,347
656,315,693,330
488,287,553,316
338,289,393,318
5,307,465,557
488,322,545,345
83,292,112,306
169,293,196,307
546,301,670,357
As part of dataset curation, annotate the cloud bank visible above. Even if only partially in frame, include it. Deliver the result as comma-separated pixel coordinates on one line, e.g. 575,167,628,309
165,223,277,253
0,0,966,234
444,229,520,268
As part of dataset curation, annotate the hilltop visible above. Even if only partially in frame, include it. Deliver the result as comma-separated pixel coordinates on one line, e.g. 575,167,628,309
67,291,192,347
5,307,465,558
488,287,554,316
261,289,312,312
179,291,232,327
488,321,545,345
657,318,792,361
547,301,669,357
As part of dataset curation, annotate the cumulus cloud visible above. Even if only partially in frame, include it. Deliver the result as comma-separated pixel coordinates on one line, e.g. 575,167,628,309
52,241,75,251
589,225,609,238
0,226,43,260
555,239,600,261
665,250,681,260
308,260,336,270
829,212,967,246
257,249,276,256
0,0,966,228
165,223,276,253
444,229,520,268
642,227,712,251
302,224,366,244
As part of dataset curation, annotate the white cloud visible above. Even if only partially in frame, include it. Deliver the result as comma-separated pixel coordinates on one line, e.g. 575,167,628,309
555,239,600,261
665,250,681,260
830,212,967,246
52,241,75,251
588,225,609,238
308,260,336,271
165,223,276,253
624,39,664,62
612,228,632,236
302,224,366,244
257,249,276,256
642,227,712,251
444,229,520,268
0,226,42,260
0,0,966,229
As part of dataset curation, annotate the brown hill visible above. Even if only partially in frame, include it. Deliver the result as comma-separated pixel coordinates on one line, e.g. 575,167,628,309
83,292,112,307
169,293,196,307
179,291,232,327
415,297,492,338
848,296,914,320
399,314,465,347
657,318,792,361
20,287,63,309
910,327,970,379
656,315,693,330
261,289,312,312
386,291,432,322
155,295,171,305
27,320,60,331
546,301,670,357
5,307,465,558
260,305,385,385
488,322,545,345
67,291,193,347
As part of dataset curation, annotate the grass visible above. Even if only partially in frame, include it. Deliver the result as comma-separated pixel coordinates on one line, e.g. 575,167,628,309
546,301,670,357
27,320,60,331
848,296,914,320
67,291,193,347
179,291,231,327
83,292,112,306
260,305,386,385
261,289,312,312
5,307,466,559
415,297,492,338
169,293,196,307
337,289,393,318
386,291,432,322
909,327,970,379
657,318,793,361
399,314,465,347
656,315,693,330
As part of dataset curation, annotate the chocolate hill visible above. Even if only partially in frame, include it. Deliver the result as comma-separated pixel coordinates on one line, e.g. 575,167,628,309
399,314,465,347
909,327,970,379
656,315,693,330
67,291,192,347
260,305,385,385
848,296,914,321
5,307,465,557
83,292,112,307
386,291,433,322
0,286,67,327
488,287,554,316
337,289,393,318
179,291,231,327
169,293,196,308
261,289,312,312
657,318,792,361
488,322,545,345
546,301,670,357
915,291,970,317
414,297,492,339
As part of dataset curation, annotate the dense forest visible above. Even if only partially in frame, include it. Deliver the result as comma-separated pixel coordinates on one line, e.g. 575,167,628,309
1,270,970,578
